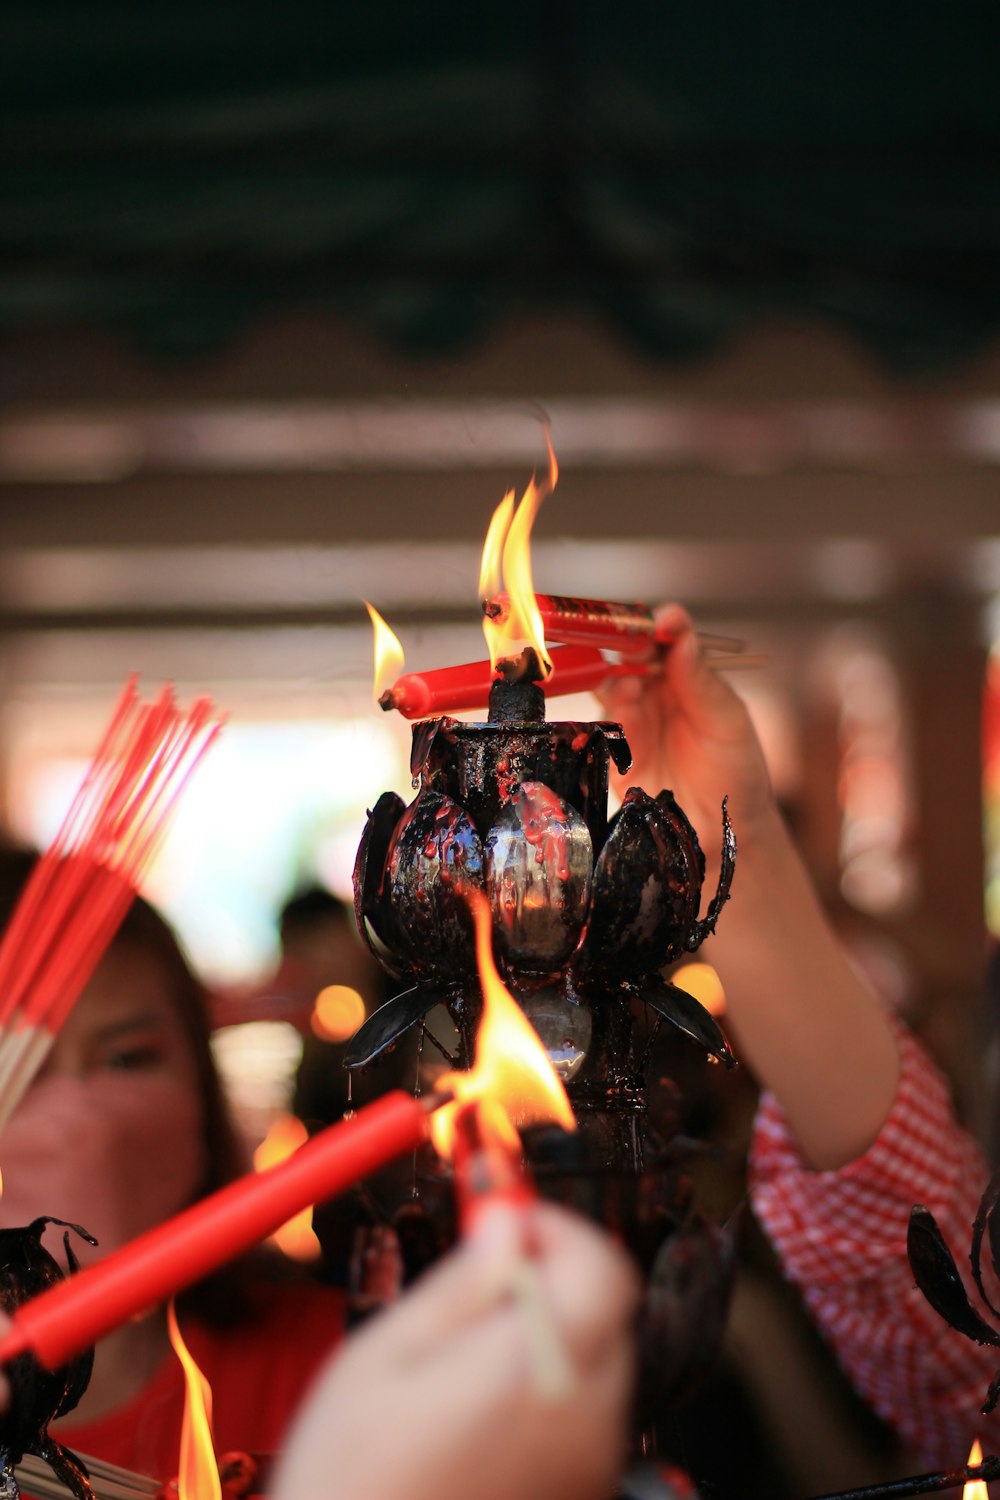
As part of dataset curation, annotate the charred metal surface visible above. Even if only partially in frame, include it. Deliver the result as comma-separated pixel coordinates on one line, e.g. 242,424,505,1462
417,717,626,856
385,791,482,982
487,668,545,724
0,1219,97,1500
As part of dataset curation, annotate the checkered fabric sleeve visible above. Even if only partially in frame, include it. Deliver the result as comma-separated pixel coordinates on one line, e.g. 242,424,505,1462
750,1018,1000,1469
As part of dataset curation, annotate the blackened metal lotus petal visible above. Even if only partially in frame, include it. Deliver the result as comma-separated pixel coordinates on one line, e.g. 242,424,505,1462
656,791,736,952
636,1215,735,1415
970,1165,1000,1322
344,983,451,1070
652,789,708,951
486,781,593,972
907,1204,1000,1346
636,974,735,1069
387,790,484,979
584,788,680,975
353,791,407,965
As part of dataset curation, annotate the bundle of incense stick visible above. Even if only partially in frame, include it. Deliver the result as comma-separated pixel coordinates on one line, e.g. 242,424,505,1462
0,677,223,1130
16,1452,161,1500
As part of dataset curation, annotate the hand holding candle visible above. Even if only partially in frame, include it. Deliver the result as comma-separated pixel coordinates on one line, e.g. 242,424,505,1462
452,1100,573,1399
272,1199,640,1500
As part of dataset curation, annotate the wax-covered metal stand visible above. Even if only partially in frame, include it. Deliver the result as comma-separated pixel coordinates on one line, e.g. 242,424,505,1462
350,648,737,1411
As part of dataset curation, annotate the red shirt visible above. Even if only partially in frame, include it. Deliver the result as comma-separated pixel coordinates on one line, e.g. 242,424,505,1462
51,1280,346,1486
751,1018,1000,1469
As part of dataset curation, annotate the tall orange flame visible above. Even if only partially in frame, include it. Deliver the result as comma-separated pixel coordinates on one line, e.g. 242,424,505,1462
167,1301,222,1500
480,430,558,675
964,1439,987,1499
430,892,576,1158
253,1114,322,1262
365,601,405,701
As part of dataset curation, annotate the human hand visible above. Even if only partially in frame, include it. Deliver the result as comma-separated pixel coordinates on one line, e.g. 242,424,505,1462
599,604,773,848
273,1201,639,1500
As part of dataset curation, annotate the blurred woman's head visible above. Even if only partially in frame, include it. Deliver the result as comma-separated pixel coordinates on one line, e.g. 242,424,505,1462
0,846,245,1278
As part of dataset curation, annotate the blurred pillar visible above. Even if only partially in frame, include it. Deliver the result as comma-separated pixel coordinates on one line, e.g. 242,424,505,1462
892,587,989,1111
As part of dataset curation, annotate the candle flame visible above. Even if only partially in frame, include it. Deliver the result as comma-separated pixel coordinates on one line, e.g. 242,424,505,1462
479,430,558,676
430,891,575,1158
365,601,405,701
964,1439,987,1499
253,1114,322,1262
167,1301,222,1500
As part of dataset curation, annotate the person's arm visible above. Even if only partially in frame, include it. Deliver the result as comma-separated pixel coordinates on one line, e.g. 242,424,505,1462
751,1019,1000,1470
602,605,899,1170
272,1201,639,1500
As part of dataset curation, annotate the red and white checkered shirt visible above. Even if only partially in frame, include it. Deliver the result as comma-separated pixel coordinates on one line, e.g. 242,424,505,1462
750,1020,1000,1469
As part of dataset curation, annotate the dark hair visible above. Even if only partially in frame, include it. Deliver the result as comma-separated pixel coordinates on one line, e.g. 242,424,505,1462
279,883,351,941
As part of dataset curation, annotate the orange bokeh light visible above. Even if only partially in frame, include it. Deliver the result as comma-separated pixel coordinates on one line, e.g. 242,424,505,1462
430,892,575,1159
253,1114,321,1262
672,961,727,1017
311,984,366,1042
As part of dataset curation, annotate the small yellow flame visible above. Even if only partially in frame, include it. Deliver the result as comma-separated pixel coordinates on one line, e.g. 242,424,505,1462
253,1114,322,1262
430,891,575,1158
167,1301,222,1500
311,984,367,1042
365,601,405,701
964,1439,987,1499
479,430,558,675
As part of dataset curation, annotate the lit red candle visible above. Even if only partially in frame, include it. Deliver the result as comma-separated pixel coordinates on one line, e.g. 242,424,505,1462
379,644,650,720
0,1090,439,1372
483,593,746,663
451,1100,536,1233
484,593,663,660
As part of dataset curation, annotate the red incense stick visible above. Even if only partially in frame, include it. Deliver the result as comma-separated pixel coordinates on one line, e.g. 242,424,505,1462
0,678,223,1127
0,1090,441,1373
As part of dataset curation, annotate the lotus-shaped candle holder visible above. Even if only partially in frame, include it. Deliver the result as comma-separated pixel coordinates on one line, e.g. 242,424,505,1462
349,678,736,1170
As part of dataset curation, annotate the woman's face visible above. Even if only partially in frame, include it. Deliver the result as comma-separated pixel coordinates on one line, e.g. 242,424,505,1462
0,941,209,1268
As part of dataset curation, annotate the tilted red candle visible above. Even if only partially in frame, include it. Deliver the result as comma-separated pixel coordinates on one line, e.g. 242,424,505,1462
379,644,652,720
0,1089,438,1373
484,593,662,660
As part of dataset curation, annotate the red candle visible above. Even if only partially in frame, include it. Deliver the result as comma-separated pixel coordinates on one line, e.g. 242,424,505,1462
484,593,662,660
379,645,648,720
484,594,747,665
451,1102,536,1234
0,1090,437,1372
